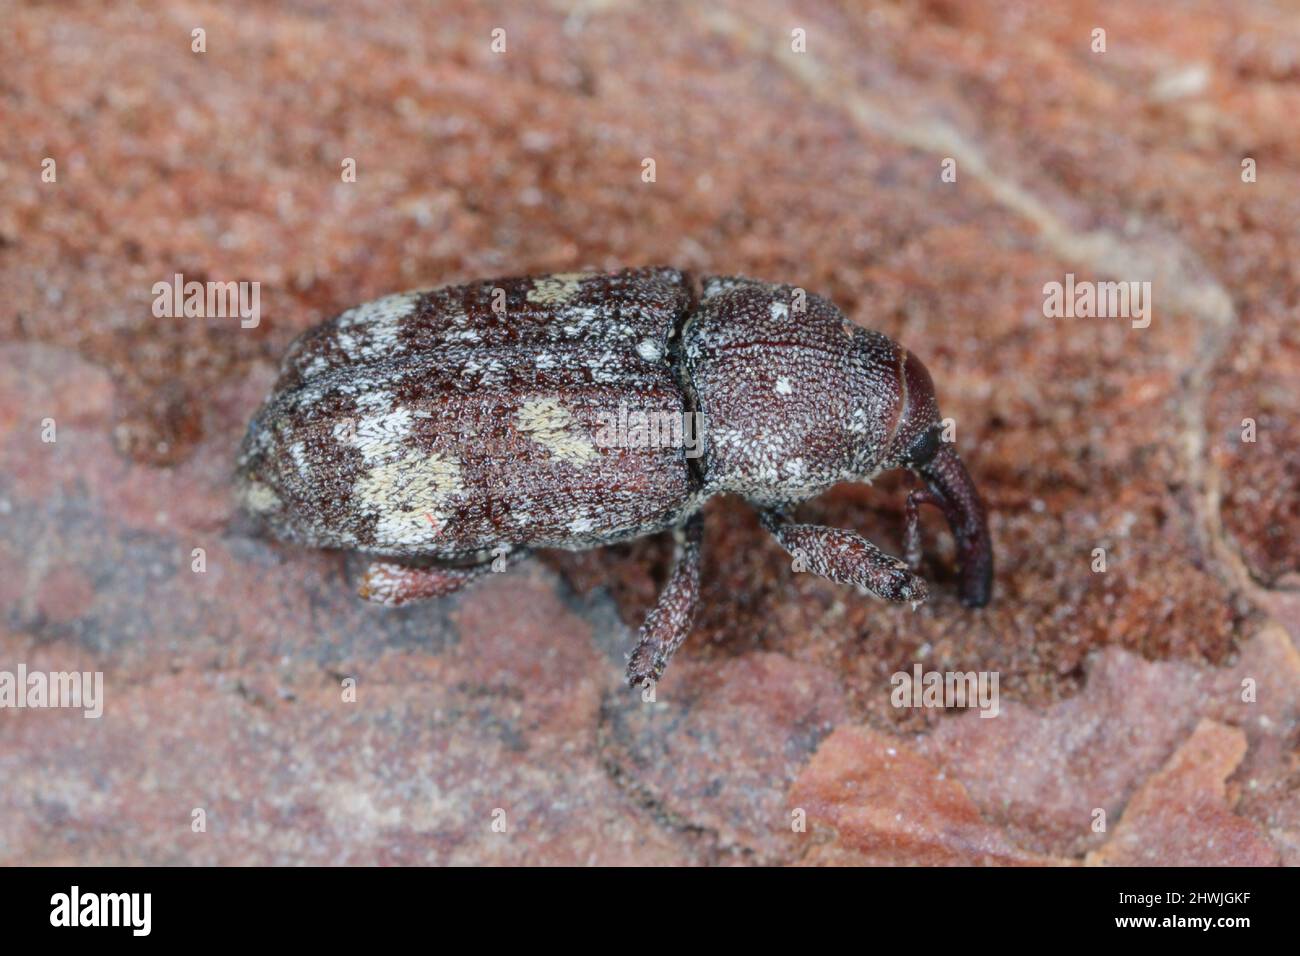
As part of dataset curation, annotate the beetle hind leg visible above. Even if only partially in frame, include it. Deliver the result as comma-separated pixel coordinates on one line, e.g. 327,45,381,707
358,549,530,606
626,513,704,688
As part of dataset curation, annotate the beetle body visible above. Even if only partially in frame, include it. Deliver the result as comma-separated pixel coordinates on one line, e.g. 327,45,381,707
238,267,993,684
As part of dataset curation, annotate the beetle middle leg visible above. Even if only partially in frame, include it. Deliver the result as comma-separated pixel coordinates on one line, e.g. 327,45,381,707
357,548,531,606
626,512,705,688
760,510,928,605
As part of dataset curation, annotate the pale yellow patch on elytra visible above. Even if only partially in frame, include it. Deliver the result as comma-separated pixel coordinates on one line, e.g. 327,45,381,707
241,481,281,513
516,397,597,464
525,272,592,305
356,452,463,546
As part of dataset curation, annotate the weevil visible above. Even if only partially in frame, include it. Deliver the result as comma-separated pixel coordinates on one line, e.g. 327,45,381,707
237,267,993,685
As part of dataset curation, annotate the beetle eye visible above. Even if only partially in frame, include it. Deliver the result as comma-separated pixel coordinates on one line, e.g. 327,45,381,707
904,427,940,467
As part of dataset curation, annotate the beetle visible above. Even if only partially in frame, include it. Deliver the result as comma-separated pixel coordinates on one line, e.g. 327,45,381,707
236,267,993,685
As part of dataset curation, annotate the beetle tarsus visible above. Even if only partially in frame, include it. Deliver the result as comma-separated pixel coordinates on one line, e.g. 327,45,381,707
626,513,704,687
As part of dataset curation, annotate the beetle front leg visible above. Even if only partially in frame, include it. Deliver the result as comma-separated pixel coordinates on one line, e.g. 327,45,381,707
760,510,928,605
903,488,943,571
358,549,530,606
626,512,704,688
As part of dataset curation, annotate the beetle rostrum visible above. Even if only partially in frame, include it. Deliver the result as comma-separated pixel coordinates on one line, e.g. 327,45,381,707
236,267,994,686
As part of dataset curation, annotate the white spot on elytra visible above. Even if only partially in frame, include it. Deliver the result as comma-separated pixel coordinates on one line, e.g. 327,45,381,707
775,377,793,395
327,390,463,546
241,481,280,513
770,302,789,320
289,441,311,476
337,404,414,464
337,291,422,331
636,338,663,362
526,272,591,305
359,453,463,546
330,291,422,363
516,398,597,464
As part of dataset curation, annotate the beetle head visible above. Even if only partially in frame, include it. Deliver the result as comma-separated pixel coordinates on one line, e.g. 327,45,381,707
884,348,944,473
882,348,994,608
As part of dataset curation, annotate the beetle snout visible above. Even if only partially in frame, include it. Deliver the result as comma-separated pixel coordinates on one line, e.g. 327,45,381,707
886,348,993,607
913,442,993,607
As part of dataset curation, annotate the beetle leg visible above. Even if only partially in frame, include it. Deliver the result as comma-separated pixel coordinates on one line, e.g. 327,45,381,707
626,512,705,688
760,510,928,606
903,488,944,571
357,550,530,606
